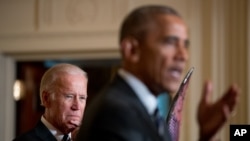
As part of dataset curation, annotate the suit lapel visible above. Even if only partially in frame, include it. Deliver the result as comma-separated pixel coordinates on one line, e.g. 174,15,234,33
112,75,162,140
34,121,57,141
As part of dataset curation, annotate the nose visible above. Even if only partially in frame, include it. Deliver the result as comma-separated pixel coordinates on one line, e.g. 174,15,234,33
175,42,189,61
71,97,80,110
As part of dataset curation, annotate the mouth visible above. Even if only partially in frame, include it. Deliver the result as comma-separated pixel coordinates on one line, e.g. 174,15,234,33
68,115,80,119
168,66,184,80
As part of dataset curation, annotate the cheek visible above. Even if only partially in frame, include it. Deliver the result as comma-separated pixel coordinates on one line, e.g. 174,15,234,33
56,102,71,116
161,50,173,64
156,53,171,76
159,50,176,75
49,104,66,123
143,52,165,81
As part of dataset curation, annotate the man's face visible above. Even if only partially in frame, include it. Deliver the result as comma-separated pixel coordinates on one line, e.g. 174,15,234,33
137,14,189,95
45,73,87,133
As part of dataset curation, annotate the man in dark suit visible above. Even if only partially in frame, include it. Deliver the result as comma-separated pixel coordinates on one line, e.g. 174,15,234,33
76,5,239,141
13,63,88,141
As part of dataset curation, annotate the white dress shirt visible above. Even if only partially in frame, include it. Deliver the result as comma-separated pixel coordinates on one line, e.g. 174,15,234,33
118,69,157,115
41,116,72,141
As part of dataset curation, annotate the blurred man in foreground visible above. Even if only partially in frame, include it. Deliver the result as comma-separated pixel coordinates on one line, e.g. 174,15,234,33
76,5,239,141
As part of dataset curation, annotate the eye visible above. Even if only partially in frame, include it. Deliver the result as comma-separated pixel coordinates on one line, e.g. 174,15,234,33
162,36,178,46
162,36,190,49
80,95,87,101
65,94,73,99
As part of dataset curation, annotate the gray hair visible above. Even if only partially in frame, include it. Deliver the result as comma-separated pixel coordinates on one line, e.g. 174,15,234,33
39,63,87,105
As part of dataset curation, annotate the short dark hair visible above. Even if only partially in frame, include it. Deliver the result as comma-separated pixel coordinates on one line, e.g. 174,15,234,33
119,5,181,43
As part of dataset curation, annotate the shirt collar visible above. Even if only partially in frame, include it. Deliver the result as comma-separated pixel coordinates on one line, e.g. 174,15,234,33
118,68,157,115
41,116,71,141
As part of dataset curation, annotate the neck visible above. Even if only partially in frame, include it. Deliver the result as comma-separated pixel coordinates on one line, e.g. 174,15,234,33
121,66,161,96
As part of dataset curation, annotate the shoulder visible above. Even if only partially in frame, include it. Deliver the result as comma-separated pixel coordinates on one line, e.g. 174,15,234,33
13,129,38,141
13,121,56,141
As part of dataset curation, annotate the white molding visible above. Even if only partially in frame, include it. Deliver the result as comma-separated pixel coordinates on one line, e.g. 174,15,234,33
37,0,128,31
0,31,118,54
8,50,121,61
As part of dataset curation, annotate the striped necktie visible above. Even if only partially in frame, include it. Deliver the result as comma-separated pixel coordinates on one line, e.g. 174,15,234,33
62,134,70,141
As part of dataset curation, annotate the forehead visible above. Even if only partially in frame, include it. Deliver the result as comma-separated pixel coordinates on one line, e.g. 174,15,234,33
54,73,87,89
146,14,188,38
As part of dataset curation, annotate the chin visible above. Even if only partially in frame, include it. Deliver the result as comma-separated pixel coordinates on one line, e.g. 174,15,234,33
66,124,78,130
163,85,179,97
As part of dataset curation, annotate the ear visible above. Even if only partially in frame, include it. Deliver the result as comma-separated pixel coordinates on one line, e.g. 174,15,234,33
41,91,51,107
120,38,140,63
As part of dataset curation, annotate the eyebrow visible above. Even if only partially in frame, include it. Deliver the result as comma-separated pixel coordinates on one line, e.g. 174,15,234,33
163,36,190,47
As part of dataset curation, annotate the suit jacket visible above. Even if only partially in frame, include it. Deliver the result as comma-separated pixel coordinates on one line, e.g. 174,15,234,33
76,75,170,141
13,120,57,141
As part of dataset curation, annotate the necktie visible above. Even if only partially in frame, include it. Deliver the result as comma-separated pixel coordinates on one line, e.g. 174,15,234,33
62,134,70,141
154,108,166,136
154,108,171,141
